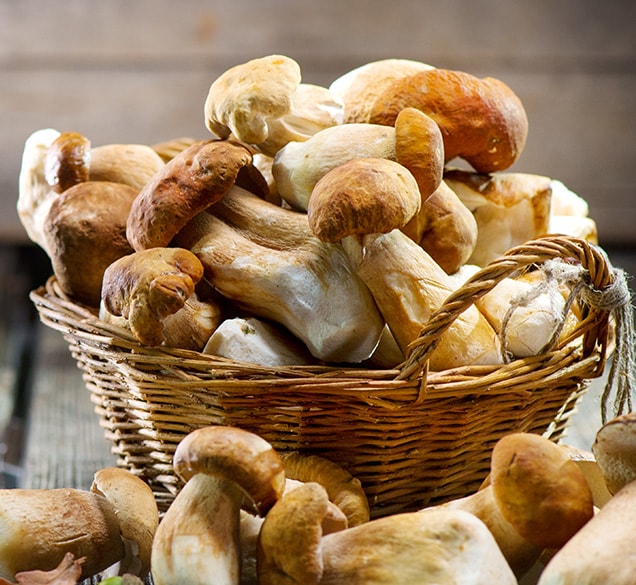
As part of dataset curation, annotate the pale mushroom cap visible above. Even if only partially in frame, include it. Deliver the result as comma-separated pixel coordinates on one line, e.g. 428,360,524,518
490,432,594,549
307,157,421,242
272,123,397,211
89,143,166,191
204,54,302,145
592,411,636,495
173,425,286,516
91,467,159,578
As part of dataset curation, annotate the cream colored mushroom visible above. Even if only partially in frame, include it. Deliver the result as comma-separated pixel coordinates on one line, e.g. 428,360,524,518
151,426,285,585
17,127,61,249
90,467,159,579
257,481,517,585
204,54,302,147
203,316,317,367
426,433,595,578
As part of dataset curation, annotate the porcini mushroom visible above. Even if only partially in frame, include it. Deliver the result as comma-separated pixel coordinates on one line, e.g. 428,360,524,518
0,488,123,581
257,481,517,585
368,68,529,173
90,467,159,579
151,426,285,585
537,414,636,584
44,130,91,194
100,247,205,347
430,432,595,577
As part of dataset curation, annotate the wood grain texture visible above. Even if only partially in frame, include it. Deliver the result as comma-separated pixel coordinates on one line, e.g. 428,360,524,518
1,0,635,244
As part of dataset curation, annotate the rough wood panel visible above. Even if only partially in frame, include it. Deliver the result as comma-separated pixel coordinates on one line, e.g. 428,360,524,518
2,0,635,244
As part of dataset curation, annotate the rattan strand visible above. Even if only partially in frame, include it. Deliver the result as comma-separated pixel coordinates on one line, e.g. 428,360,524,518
30,235,615,517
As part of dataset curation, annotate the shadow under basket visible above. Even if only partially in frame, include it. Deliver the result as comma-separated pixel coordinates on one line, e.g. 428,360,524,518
30,236,615,518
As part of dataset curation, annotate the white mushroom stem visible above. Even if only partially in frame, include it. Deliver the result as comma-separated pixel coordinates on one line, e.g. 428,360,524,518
151,474,243,585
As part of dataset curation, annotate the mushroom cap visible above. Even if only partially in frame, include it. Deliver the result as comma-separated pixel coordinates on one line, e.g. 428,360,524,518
328,58,434,124
126,139,254,251
88,143,166,191
592,411,636,495
394,107,444,202
173,425,286,516
101,247,205,347
272,123,397,211
490,432,594,549
369,68,529,173
44,131,91,193
204,54,302,145
91,467,159,578
307,157,421,242
280,452,370,527
42,180,138,306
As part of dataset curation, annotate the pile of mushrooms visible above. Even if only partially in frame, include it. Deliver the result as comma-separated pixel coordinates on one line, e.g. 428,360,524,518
18,53,599,370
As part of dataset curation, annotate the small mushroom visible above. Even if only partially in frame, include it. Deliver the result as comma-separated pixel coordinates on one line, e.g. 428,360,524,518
100,247,205,347
151,426,285,585
44,131,91,194
90,467,159,579
257,482,517,585
592,410,636,496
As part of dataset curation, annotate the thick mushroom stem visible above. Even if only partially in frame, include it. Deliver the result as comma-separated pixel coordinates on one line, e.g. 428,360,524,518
151,474,244,585
151,426,285,585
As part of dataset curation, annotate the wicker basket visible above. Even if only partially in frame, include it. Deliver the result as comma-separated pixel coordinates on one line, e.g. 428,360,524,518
30,235,615,517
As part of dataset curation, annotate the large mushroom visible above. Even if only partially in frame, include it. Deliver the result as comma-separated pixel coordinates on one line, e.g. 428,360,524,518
257,481,517,584
151,426,286,585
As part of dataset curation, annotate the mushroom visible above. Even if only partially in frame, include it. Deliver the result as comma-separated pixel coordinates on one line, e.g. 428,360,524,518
0,488,123,580
537,414,636,584
42,180,138,307
126,138,255,251
100,247,206,347
428,432,595,577
17,127,61,249
150,426,286,585
592,410,636,496
44,130,91,194
444,169,553,266
368,68,529,173
328,58,434,124
174,186,385,363
88,143,166,191
203,54,302,149
257,481,517,584
203,316,317,367
90,467,159,579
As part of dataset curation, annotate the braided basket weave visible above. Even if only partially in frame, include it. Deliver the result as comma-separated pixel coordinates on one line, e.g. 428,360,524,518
30,235,615,517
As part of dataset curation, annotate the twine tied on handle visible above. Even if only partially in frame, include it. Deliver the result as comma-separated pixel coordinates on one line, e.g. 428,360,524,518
500,255,635,423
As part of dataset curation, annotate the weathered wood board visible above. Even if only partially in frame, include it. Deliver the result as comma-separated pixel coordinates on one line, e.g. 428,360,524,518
1,0,634,244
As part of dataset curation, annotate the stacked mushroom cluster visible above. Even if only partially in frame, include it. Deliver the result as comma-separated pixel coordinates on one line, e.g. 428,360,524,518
17,54,598,370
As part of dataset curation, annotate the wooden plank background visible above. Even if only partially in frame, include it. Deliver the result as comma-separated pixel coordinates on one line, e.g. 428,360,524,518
1,0,635,245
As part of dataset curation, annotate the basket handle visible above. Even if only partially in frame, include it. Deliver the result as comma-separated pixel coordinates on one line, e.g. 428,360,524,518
397,235,619,381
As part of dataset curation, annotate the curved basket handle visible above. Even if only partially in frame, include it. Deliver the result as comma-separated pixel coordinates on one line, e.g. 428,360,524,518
397,235,616,381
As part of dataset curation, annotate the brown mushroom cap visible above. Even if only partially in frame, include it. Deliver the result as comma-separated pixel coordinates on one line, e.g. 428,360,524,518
101,247,204,347
173,425,286,516
307,157,421,242
369,68,529,173
592,411,636,495
490,432,594,549
91,467,159,578
42,180,138,306
44,131,91,193
126,139,254,251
